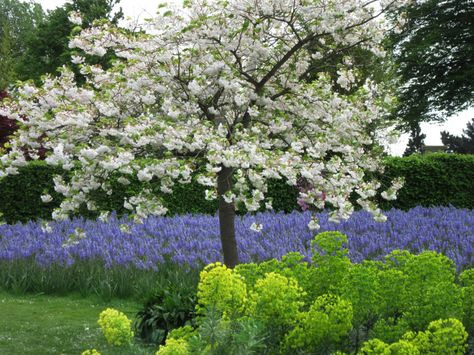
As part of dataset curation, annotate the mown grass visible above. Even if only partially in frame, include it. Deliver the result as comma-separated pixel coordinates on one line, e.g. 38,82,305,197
0,291,156,354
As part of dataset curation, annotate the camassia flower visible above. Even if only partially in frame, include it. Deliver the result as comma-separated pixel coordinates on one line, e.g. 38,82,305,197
0,207,472,271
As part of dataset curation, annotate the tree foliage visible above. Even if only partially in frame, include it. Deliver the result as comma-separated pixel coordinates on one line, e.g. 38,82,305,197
0,0,44,89
403,124,426,156
16,0,123,83
441,118,474,154
389,0,474,129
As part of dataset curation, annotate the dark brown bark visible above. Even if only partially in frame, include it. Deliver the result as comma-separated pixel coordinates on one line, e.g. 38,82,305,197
217,166,239,268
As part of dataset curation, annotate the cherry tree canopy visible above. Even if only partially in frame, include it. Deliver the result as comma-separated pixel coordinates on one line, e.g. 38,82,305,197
0,0,405,266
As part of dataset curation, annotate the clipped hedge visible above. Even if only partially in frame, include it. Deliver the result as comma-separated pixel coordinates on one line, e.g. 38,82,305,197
0,161,63,223
0,153,473,223
0,161,298,223
375,153,474,211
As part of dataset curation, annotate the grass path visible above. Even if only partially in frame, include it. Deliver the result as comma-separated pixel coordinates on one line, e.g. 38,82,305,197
0,291,156,354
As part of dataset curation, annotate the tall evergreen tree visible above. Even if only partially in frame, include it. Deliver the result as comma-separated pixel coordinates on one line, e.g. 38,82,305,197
403,124,426,156
441,118,474,154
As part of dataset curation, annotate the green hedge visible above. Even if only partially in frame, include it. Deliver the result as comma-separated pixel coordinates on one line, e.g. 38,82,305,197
375,153,474,211
0,161,298,223
1,153,473,224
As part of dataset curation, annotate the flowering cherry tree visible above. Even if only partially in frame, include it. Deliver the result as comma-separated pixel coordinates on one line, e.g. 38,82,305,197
0,0,405,267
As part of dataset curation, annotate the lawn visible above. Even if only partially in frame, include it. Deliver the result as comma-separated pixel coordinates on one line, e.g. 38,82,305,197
0,292,155,355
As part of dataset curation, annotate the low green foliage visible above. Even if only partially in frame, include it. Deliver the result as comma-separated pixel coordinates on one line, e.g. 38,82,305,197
197,262,248,318
2,153,474,223
156,231,472,354
134,272,198,344
311,231,352,297
361,318,468,354
82,350,102,355
0,259,198,301
156,337,189,355
284,294,353,352
460,269,474,335
98,308,134,346
249,272,305,329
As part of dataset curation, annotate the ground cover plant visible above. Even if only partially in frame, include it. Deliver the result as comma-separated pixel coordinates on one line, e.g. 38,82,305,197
1,206,473,299
0,291,154,355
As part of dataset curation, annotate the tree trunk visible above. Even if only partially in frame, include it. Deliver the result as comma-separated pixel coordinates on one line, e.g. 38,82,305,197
217,166,239,268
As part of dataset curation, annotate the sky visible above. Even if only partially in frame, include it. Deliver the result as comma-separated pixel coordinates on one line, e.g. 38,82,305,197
36,0,473,156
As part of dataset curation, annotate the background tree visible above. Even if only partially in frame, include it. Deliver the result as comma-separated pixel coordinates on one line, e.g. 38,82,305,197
0,0,44,90
16,0,123,83
441,118,474,154
390,0,474,125
388,0,474,152
404,124,426,156
0,90,17,149
0,0,405,268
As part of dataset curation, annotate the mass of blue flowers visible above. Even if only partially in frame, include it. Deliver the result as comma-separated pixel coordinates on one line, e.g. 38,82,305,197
1,206,473,271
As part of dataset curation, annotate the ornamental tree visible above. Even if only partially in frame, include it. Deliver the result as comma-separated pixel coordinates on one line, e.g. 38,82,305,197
0,0,405,267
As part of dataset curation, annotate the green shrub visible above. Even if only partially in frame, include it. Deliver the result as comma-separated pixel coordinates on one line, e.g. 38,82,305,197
187,310,267,355
234,252,314,303
284,294,353,353
97,308,134,346
403,318,468,354
399,251,462,331
369,251,463,344
158,232,472,354
81,350,101,355
156,337,189,355
311,231,352,297
361,318,468,354
359,338,391,354
459,269,474,335
341,261,380,331
375,153,474,211
248,272,305,328
2,153,474,223
0,161,218,224
0,161,63,223
134,276,197,344
196,262,247,318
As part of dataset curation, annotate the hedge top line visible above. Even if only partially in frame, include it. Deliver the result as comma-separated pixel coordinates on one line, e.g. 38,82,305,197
1,153,473,224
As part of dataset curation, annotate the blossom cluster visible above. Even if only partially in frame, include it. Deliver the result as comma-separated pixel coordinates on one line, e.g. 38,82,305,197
0,207,472,270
